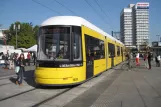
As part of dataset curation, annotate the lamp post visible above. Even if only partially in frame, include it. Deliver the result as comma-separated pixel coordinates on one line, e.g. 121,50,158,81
13,24,20,49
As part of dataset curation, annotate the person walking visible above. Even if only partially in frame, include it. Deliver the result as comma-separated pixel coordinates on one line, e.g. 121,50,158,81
15,54,26,86
14,54,20,76
147,52,152,69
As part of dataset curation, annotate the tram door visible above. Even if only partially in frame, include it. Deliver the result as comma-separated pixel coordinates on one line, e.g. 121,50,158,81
86,57,94,79
111,54,114,67
85,35,94,79
121,47,123,61
108,43,115,67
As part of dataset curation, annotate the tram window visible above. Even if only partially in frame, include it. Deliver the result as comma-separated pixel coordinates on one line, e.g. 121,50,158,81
38,26,71,60
85,35,105,60
117,46,120,56
72,26,82,61
108,43,115,58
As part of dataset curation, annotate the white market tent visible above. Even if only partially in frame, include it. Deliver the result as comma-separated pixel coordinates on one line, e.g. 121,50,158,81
25,45,37,52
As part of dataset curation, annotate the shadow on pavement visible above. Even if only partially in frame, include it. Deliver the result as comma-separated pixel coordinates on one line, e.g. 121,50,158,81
9,69,77,89
9,77,17,85
9,70,36,87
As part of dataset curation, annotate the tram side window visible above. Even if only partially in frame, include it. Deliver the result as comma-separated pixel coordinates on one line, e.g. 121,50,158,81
85,35,105,60
108,43,115,58
72,26,82,60
117,46,120,56
121,47,123,55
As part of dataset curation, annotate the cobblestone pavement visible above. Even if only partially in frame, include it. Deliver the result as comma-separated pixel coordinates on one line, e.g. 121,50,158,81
63,60,161,107
0,60,161,107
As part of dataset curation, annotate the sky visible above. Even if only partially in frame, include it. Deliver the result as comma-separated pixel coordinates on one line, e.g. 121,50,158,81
0,0,161,42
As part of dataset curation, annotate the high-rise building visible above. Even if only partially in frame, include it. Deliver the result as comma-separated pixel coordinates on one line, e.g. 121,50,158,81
120,2,149,49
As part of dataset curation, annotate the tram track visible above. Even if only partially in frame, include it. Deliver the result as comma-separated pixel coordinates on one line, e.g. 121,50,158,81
0,86,74,107
0,88,36,101
32,88,73,107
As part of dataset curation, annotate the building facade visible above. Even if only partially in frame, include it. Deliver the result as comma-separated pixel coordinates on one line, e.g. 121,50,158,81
120,2,149,49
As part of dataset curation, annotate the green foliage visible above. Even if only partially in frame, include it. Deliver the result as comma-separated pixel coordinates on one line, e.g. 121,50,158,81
4,22,39,48
33,25,39,42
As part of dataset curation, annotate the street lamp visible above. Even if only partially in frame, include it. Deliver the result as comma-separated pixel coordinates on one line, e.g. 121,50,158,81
13,24,20,49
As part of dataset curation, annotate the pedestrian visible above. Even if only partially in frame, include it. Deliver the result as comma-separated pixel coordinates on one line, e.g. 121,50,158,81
157,54,160,67
155,54,159,67
147,52,152,69
136,52,140,66
144,53,148,68
32,52,36,65
15,54,26,86
14,54,20,76
27,52,31,66
4,54,9,69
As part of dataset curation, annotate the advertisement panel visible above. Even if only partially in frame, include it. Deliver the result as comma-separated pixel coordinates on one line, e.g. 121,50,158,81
136,2,149,9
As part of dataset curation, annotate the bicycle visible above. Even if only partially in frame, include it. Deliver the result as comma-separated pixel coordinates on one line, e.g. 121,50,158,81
121,58,137,71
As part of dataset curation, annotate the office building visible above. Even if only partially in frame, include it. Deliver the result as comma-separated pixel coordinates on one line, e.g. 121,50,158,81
120,2,149,49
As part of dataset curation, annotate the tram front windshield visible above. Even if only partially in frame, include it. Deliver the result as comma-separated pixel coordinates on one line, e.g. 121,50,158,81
38,26,71,61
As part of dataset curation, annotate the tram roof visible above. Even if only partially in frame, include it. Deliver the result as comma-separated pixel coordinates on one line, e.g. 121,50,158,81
41,16,124,45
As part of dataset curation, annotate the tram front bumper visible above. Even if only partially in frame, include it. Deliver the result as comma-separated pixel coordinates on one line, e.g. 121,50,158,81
35,67,85,85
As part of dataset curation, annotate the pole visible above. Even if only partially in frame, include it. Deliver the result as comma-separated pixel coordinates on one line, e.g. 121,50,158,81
16,27,17,49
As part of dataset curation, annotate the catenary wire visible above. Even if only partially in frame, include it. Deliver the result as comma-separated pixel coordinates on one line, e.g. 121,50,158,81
94,0,113,30
53,0,78,15
32,0,62,15
84,0,112,31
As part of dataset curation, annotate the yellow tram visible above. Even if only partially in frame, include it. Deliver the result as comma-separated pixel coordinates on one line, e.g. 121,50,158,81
35,16,125,86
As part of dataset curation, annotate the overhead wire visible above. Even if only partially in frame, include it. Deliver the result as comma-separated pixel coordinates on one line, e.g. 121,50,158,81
84,0,112,31
94,0,113,30
32,0,62,15
53,0,78,15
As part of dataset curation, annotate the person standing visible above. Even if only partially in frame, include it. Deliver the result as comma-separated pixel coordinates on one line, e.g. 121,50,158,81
16,54,26,86
148,52,152,69
32,52,36,65
144,53,148,68
27,52,31,66
155,54,159,67
136,52,140,66
157,54,160,67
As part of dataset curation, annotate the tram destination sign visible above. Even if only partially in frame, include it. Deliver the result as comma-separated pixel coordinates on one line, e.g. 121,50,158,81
42,27,70,34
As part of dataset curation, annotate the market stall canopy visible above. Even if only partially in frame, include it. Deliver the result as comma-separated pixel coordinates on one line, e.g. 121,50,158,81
25,45,37,52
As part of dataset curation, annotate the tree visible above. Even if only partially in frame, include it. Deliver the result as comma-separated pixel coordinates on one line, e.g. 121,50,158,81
4,22,39,48
33,25,39,42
